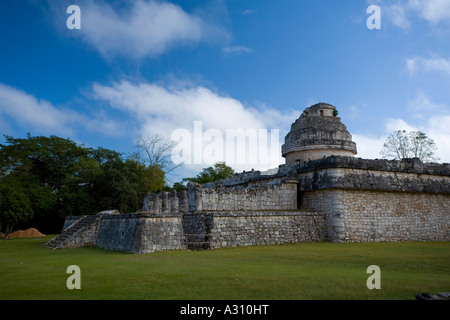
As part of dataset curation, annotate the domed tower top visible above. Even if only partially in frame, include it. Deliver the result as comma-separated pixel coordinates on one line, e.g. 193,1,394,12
282,103,357,164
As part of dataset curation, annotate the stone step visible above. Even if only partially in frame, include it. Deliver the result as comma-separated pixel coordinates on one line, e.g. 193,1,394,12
43,215,98,249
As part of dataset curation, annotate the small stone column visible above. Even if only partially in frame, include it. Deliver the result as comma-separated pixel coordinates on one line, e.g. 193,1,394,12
170,191,179,213
187,183,201,212
178,190,188,212
143,193,152,212
152,194,161,214
161,192,169,214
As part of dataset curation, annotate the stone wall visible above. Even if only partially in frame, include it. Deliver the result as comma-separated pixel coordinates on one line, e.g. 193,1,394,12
141,180,298,213
297,166,450,194
300,189,450,242
95,214,142,253
182,210,325,249
142,190,188,214
284,148,355,165
294,156,450,193
293,156,450,242
95,213,185,254
192,181,298,212
183,212,213,249
136,215,186,254
61,209,325,253
208,211,326,249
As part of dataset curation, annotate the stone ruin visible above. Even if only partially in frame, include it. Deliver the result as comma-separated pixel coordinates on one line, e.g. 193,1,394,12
46,103,450,253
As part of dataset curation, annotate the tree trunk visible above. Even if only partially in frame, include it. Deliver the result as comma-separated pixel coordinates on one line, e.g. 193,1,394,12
5,224,16,238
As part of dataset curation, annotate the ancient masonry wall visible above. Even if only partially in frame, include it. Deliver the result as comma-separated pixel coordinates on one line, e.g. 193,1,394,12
62,214,186,253
207,211,325,249
301,189,449,242
93,214,185,254
164,179,325,250
143,180,298,213
295,157,450,242
95,214,140,252
136,214,186,254
193,182,298,211
182,211,325,250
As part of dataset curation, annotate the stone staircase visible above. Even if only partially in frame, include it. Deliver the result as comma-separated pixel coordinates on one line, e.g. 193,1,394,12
44,215,99,250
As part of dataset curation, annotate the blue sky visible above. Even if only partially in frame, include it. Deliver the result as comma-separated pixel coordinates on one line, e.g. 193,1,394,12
1,0,449,182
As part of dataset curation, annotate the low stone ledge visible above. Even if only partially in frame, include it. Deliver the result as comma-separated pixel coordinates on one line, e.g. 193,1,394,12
297,167,450,194
190,210,323,218
295,156,450,176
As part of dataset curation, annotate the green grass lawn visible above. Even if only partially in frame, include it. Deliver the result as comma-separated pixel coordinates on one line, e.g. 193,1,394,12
0,236,449,300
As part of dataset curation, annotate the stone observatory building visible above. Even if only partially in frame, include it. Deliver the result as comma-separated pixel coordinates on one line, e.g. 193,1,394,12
46,103,450,254
282,103,357,164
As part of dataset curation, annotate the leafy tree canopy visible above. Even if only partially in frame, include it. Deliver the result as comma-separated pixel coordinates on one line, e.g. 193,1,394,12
183,162,235,185
0,182,33,237
0,134,166,234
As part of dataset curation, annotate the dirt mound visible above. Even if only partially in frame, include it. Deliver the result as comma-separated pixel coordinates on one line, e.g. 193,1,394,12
6,228,45,238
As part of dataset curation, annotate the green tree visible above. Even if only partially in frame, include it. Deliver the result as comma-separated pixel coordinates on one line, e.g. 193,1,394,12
0,134,171,233
0,134,168,233
183,162,235,184
0,134,88,188
0,135,79,232
172,182,188,192
99,158,160,213
0,182,33,237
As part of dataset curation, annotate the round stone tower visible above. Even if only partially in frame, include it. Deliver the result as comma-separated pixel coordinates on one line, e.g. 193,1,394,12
282,103,357,164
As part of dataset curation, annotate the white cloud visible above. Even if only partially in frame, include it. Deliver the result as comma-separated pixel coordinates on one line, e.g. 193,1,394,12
71,0,228,59
222,46,253,54
0,83,122,138
0,83,74,136
0,115,12,136
381,0,450,29
385,4,411,29
385,118,418,132
406,57,450,76
425,115,450,162
241,9,255,16
407,90,446,117
91,79,290,172
92,80,263,132
408,0,450,24
352,134,387,160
